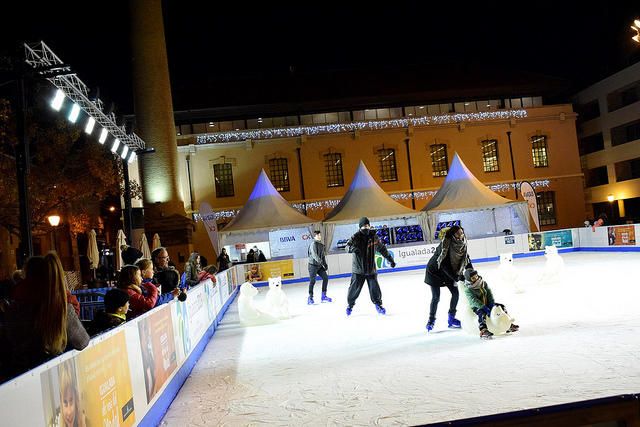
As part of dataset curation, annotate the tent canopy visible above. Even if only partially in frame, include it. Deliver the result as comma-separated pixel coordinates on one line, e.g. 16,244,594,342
222,169,316,234
422,153,521,212
323,161,418,224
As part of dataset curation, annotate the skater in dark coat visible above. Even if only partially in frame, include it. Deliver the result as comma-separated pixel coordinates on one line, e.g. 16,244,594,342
345,217,396,315
307,230,332,305
424,225,473,332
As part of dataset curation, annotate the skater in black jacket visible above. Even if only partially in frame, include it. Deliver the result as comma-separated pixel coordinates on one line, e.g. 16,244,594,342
307,230,332,305
345,217,396,316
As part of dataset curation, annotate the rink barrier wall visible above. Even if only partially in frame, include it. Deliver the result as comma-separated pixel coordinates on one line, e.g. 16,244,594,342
1,225,639,426
140,286,239,427
0,268,242,427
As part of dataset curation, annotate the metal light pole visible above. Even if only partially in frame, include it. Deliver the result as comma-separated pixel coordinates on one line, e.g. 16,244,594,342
506,131,518,200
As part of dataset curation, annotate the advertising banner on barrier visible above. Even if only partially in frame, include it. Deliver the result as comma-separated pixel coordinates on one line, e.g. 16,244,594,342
186,285,209,345
204,278,219,322
528,230,573,251
607,225,636,246
242,260,294,282
268,227,313,259
375,243,438,268
41,332,135,427
138,308,178,404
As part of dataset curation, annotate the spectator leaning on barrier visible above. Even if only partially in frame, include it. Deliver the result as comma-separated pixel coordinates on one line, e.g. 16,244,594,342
118,265,158,320
151,247,180,295
88,288,130,336
0,253,90,381
135,258,180,306
184,252,202,288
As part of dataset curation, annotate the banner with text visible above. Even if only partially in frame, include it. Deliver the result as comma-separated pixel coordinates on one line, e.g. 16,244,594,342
242,259,295,282
268,227,313,259
607,225,636,246
138,308,178,404
375,243,438,268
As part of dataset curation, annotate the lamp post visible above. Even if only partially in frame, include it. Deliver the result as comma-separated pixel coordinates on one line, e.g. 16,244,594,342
48,214,61,251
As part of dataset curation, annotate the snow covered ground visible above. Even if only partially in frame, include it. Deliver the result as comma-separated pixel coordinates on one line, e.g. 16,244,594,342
161,252,640,426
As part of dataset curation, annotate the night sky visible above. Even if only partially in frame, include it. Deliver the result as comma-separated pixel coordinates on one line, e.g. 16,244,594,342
2,1,640,115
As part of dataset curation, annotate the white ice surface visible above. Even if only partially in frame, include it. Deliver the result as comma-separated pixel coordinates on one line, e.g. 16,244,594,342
161,252,640,426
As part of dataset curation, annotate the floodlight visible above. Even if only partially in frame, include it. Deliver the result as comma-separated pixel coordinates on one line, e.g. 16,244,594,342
68,103,81,123
84,116,95,135
99,128,108,144
111,138,120,153
51,89,65,111
120,145,129,159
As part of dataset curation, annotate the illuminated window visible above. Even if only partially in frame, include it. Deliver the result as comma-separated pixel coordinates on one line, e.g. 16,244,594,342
269,158,290,192
378,148,397,182
481,139,499,172
430,144,449,177
536,191,556,226
531,135,549,167
213,163,234,197
324,153,344,187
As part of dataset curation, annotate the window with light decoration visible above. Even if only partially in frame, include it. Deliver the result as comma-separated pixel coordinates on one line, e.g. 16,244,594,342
269,158,290,192
531,135,549,167
481,139,499,172
378,148,398,182
213,163,234,197
324,152,344,187
536,191,556,226
430,144,449,177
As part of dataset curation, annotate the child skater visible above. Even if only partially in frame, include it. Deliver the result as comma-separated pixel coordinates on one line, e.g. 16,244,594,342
463,269,519,339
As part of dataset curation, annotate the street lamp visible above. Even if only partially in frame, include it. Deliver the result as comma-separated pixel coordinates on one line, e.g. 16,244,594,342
48,214,61,251
631,19,640,43
607,194,614,203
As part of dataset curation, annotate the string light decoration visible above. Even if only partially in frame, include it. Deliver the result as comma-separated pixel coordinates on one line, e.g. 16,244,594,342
193,180,550,221
196,109,528,144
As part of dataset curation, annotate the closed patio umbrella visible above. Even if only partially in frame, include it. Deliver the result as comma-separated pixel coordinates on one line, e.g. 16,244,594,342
139,233,152,259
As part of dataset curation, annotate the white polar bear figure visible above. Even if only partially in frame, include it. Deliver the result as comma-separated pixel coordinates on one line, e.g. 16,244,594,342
459,301,515,336
498,252,523,293
540,245,565,284
238,282,278,326
486,305,515,335
265,276,290,319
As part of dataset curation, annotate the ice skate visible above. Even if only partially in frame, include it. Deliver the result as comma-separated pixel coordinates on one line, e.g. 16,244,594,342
426,319,435,332
307,296,314,305
447,313,461,329
506,323,520,333
346,306,353,316
375,304,386,315
321,292,332,303
480,328,493,340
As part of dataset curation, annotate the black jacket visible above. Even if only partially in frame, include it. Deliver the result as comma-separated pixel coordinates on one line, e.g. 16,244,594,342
425,242,473,287
217,253,230,271
308,240,327,268
347,229,394,275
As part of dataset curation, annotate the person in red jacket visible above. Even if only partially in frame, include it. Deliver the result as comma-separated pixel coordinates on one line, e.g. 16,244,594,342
117,265,158,319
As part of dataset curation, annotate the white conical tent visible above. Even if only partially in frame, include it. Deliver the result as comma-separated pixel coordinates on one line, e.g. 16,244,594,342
324,161,418,223
222,169,317,234
421,153,531,239
322,161,422,249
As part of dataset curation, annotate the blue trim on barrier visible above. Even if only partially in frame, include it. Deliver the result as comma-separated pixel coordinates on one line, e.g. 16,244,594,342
139,286,239,427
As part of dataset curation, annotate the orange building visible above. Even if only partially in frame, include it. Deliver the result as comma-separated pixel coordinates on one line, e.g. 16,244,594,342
172,98,585,263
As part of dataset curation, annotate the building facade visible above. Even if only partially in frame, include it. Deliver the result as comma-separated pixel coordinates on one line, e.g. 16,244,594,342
171,99,585,263
573,61,640,223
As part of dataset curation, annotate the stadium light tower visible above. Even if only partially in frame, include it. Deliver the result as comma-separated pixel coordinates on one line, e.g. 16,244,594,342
14,41,149,264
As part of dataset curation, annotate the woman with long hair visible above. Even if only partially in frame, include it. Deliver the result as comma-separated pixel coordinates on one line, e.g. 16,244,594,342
184,252,202,288
0,252,89,380
424,226,473,332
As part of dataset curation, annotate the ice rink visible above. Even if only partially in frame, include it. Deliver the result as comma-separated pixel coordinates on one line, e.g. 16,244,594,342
161,251,640,426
